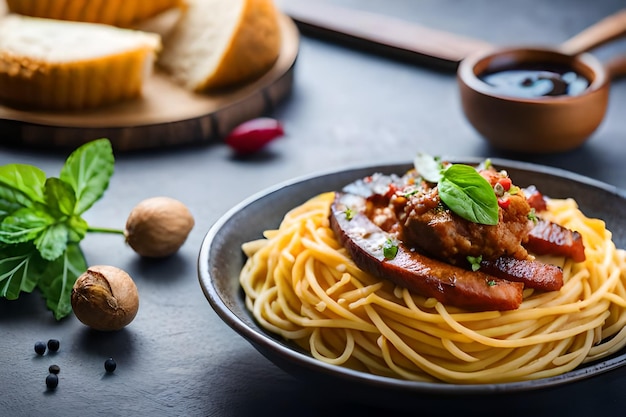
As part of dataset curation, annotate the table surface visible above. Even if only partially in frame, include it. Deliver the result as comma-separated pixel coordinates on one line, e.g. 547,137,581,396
2,1,626,416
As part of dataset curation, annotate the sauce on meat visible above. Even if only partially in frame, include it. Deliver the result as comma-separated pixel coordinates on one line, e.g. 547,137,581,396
329,161,584,310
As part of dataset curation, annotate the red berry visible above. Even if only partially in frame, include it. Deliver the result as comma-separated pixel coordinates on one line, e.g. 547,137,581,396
225,118,284,154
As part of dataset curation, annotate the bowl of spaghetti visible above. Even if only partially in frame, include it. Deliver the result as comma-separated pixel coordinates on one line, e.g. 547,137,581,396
198,157,626,406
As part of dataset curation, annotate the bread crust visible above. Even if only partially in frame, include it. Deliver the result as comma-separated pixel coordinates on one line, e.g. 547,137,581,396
196,0,281,91
5,0,185,27
159,0,282,92
0,16,160,110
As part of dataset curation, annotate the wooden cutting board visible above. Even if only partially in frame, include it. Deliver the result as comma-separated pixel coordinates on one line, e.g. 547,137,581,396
0,13,299,152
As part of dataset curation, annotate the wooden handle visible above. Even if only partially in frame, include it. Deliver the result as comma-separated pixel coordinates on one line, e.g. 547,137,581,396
275,0,492,70
560,9,626,55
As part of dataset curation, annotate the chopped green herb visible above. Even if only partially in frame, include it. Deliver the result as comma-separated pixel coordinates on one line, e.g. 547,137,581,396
344,207,354,221
528,208,538,223
487,280,497,287
383,238,399,260
467,255,482,271
402,188,421,198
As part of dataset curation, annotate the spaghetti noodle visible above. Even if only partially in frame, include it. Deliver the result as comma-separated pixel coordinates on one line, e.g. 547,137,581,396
239,192,626,383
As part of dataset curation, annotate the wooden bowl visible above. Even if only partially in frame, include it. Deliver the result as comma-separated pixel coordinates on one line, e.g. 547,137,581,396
457,47,610,153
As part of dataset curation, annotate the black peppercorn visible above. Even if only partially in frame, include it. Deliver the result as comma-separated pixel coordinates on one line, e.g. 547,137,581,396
34,341,46,356
46,373,58,389
47,339,60,352
104,357,117,373
49,364,60,374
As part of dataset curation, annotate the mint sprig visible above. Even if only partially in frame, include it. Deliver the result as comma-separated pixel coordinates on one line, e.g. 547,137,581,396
0,139,124,319
414,154,499,226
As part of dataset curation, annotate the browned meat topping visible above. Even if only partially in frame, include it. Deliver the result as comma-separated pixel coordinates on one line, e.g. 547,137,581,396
401,188,533,265
329,159,589,310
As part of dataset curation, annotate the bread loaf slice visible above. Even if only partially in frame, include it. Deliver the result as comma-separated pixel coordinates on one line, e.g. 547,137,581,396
0,14,161,110
158,0,281,92
5,0,185,27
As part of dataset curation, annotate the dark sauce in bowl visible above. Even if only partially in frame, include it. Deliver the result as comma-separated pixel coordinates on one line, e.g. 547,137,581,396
480,64,589,98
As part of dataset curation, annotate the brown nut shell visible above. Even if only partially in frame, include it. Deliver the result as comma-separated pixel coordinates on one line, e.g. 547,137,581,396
124,196,194,258
71,265,139,331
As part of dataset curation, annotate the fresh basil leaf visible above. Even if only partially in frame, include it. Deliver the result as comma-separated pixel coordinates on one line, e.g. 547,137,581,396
0,164,46,204
0,243,47,299
413,153,443,183
67,215,88,242
0,179,82,260
0,198,23,220
0,139,121,319
37,243,87,320
44,177,77,217
0,206,54,244
439,164,499,225
60,138,114,215
0,164,46,201
34,223,70,261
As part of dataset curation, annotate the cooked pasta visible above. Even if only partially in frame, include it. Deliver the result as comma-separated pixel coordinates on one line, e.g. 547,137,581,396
239,192,626,384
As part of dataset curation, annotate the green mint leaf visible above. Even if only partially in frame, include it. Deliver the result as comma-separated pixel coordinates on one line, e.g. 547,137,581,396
0,140,117,319
34,223,70,261
0,206,54,244
0,198,23,220
439,164,499,225
0,164,47,217
44,177,77,217
37,243,87,320
44,178,88,243
60,138,114,215
413,153,443,183
0,178,84,260
0,243,47,299
0,164,46,201
67,215,88,242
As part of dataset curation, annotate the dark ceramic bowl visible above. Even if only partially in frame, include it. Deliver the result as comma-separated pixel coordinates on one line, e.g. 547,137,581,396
198,159,626,411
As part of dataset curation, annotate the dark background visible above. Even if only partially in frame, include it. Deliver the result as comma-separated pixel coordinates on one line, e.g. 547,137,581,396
1,1,625,416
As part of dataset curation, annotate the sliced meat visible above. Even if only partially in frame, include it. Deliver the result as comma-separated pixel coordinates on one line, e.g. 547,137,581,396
401,188,532,264
330,192,524,311
525,219,586,262
524,186,548,212
480,257,563,291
